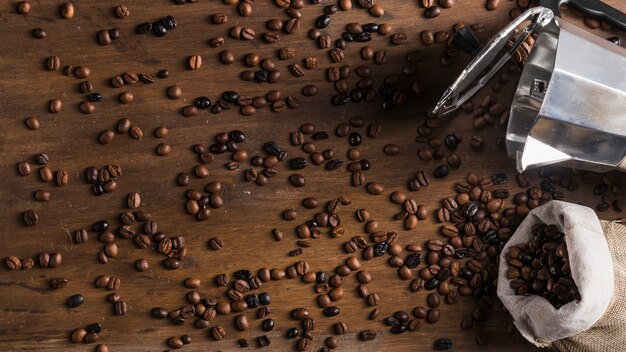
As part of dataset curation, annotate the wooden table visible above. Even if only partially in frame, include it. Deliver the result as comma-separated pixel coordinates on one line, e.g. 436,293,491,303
1,1,623,351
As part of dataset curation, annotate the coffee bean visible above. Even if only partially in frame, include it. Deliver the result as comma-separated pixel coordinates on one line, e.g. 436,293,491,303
434,165,450,178
289,174,305,187
391,32,408,45
254,318,273,332
426,308,440,323
118,91,133,104
366,182,384,195
486,0,499,10
381,144,400,156
302,85,317,97
49,252,62,268
209,36,225,48
425,6,441,17
433,30,450,44
45,55,61,70
48,98,63,113
188,55,202,70
431,338,453,350
17,1,31,14
5,256,21,270
67,294,84,308
329,48,344,63
71,328,87,343
359,330,376,341
60,2,74,19
369,4,384,16
23,209,38,226
32,28,46,39
374,50,387,64
285,18,300,34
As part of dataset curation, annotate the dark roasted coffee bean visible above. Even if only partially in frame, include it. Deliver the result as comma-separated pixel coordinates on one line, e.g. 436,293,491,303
67,294,85,308
359,330,376,341
323,306,340,317
326,159,343,171
23,209,38,226
163,15,177,29
349,132,362,146
355,31,372,42
462,201,479,217
459,267,473,279
194,96,211,109
434,165,449,178
363,23,379,32
262,318,275,331
434,338,453,350
264,142,282,156
405,253,422,268
342,32,355,42
492,172,507,185
287,327,299,339
254,69,270,82
391,324,407,334
444,134,459,149
425,6,441,18
153,21,167,36
93,220,109,232
425,278,439,290
316,15,331,29
311,131,329,140
258,335,270,348
222,91,239,102
234,269,253,281
32,28,46,39
541,179,556,193
290,157,308,170
259,292,271,305
379,84,396,98
374,242,389,256
332,94,351,105
349,89,364,102
92,183,105,196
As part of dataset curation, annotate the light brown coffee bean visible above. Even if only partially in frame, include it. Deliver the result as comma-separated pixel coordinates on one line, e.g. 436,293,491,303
189,55,202,70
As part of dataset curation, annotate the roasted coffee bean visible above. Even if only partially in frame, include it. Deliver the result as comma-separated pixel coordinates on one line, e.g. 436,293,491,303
434,165,450,178
326,159,343,171
261,318,275,331
348,132,362,146
362,180,383,195
211,326,226,340
286,327,299,339
67,294,85,308
359,330,376,341
316,15,331,28
23,209,38,226
50,278,68,289
33,28,47,39
285,18,300,34
434,338,453,350
289,174,306,187
425,6,441,18
323,306,340,317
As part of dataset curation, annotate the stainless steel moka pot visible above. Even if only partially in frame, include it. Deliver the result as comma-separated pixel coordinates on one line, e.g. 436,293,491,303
433,1,626,173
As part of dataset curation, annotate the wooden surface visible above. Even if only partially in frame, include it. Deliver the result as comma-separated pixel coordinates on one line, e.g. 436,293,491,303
0,1,624,351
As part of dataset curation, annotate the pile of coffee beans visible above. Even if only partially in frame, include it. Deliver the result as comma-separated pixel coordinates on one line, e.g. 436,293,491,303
85,164,123,196
506,222,581,308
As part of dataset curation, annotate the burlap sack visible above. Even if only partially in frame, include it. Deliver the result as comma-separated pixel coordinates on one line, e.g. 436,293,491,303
497,201,626,351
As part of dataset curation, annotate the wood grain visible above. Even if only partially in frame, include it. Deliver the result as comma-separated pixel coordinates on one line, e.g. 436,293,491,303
0,1,624,351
